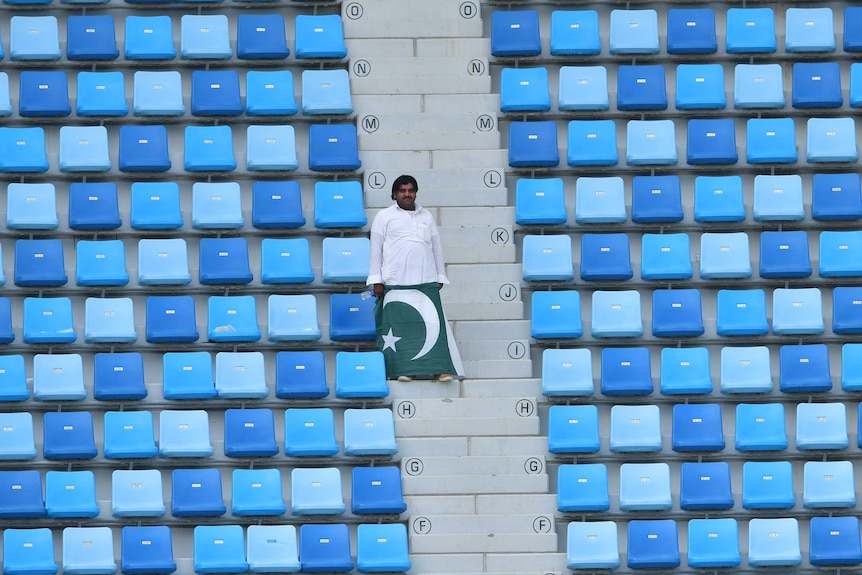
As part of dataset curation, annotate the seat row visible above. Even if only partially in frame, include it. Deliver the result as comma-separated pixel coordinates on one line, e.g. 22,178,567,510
566,516,858,570
0,407,396,460
549,402,856,453
0,14,345,61
0,123,360,173
1,69,352,118
502,62,862,113
0,349,375,402
3,523,410,574
515,173,862,225
542,343,862,396
509,117,858,169
493,7,853,57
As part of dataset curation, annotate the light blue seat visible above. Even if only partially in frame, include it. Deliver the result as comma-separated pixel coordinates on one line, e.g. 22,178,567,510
687,519,741,568
199,237,252,286
601,347,652,396
803,460,855,508
322,237,370,283
752,174,804,220
508,121,559,168
3,528,57,575
609,404,661,453
693,175,745,222
43,412,96,459
550,10,600,55
59,126,111,172
620,463,672,511
146,296,198,344
796,402,848,450
680,462,733,510
291,467,346,515
69,182,121,230
207,295,261,343
746,117,797,163
284,408,337,457
742,461,795,510
807,117,858,162
632,176,683,223
580,233,632,281
515,178,566,225
652,288,704,337
294,14,347,59
163,352,214,400
726,8,776,53
133,71,184,116
785,7,835,52
180,15,231,59
748,518,801,567
356,524,411,573
124,16,175,60
759,230,811,278
0,74,10,117
557,464,609,512
268,294,321,342
813,173,862,220
531,291,582,340
301,69,354,115
344,408,398,456
668,8,717,54
627,520,680,569
121,526,176,575
193,526,247,574
184,126,236,172
548,404,599,454
25,299,76,345
521,234,574,282
0,412,36,460
191,182,243,229
247,124,298,171
793,62,842,108
314,180,367,228
0,127,48,172
590,290,642,338
501,67,551,113
842,343,862,391
640,233,692,280
308,123,361,171
137,238,191,285
558,66,608,111
772,288,824,335
735,403,788,451
215,352,267,399
566,522,618,570
246,70,298,116
852,63,862,107
260,238,314,284
699,232,751,279
103,411,157,459
7,183,58,230
686,118,738,165
111,469,165,517
223,409,278,458
130,182,182,229
246,525,298,573
158,410,213,457
675,64,726,110
834,287,862,334
10,16,60,60
716,289,768,336
66,15,118,60
490,10,541,57
733,64,785,109
0,355,29,402
335,351,388,399
541,348,592,397
609,9,659,54
352,466,406,515
574,177,625,224
626,120,677,165
61,527,116,575
659,347,711,395
720,346,772,394
32,354,83,401
94,353,145,402
84,297,137,343
567,120,618,166
236,13,288,60
809,516,862,566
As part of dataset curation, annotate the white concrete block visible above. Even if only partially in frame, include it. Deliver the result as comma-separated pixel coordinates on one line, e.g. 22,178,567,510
365,187,509,209
352,94,423,114
343,0,479,20
455,320,531,341
417,38,493,57
389,380,462,400
352,74,491,95
443,244,515,264
358,150,431,170
470,436,548,456
364,168,507,195
404,473,549,495
394,397,537,420
476,494,559,515
486,553,568,574
462,379,543,399
360,131,501,151
404,495,476,515
408,514,556,535
447,263,522,283
462,359,534,379
360,113,498,134
397,437,469,457
408,554,486,574
397,415,537,437
400,455,547,477
410,533,558,554
431,149,509,168
439,225,513,246
441,281,521,305
439,206,516,227
444,301,525,321
344,38,415,57
342,0,483,39
457,339,531,361
425,94,502,113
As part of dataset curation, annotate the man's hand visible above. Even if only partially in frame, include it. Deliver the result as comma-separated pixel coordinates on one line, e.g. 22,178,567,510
373,283,385,298
438,283,444,290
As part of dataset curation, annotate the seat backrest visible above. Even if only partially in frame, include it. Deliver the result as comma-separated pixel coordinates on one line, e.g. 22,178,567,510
275,350,329,399
10,16,60,60
184,126,236,172
531,290,583,340
541,347,592,397
550,10,600,55
667,8,717,53
284,407,338,457
515,177,566,226
321,237,371,283
260,238,314,284
3,528,57,574
609,9,659,54
124,15,175,60
267,294,322,342
58,125,111,172
130,182,183,229
118,125,171,172
33,353,84,399
580,233,633,281
246,525,298,573
671,403,724,452
180,14,231,59
294,14,346,59
216,353,268,399
548,405,599,454
61,527,116,574
499,67,550,113
679,462,733,510
329,293,377,341
640,233,692,280
308,123,361,171
334,350,388,398
591,290,643,338
726,7,776,53
145,295,198,344
0,412,36,460
299,524,353,572
7,182,58,229
675,63,725,110
45,471,98,518
699,232,752,278
137,238,191,285
246,70,298,116
356,524,412,573
84,297,137,344
15,238,68,287
171,468,226,517
111,469,165,517
120,526,175,574
343,408,398,456
236,13,289,59
351,466,406,515
158,410,214,457
619,462,672,511
575,177,626,224
103,410,157,459
659,347,711,395
246,124,298,171
314,180,367,228
558,66,608,111
521,234,574,282
42,411,97,460
162,351,214,400
191,182,243,228
191,69,243,116
490,10,541,56
24,298,76,344
132,71,184,116
715,288,768,336
69,182,121,230
609,404,661,452
720,346,773,394
301,68,354,115
193,526,247,574
735,403,788,451
207,295,261,343
291,467,346,515
199,237,253,285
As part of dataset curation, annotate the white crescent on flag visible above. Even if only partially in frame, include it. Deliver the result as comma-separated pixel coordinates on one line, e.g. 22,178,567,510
382,289,441,360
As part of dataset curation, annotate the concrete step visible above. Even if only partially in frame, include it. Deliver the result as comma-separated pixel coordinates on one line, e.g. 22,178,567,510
394,397,539,437
359,150,433,171
470,436,548,457
417,38,491,57
397,437,469,458
448,263,522,283
400,455,548,483
461,358,534,379
404,494,477,515
462,379,543,400
445,301,525,321
361,130,500,151
410,531,558,554
342,0,483,39
439,206,516,227
405,472,549,495
353,94,423,114
350,58,490,95
486,553,567,574
408,513,556,535
441,280,522,306
344,38,413,57
359,113,499,134
408,554,485,574
363,168,506,198
425,94,501,112
477,494,559,515
432,149,508,168
455,319,531,341
389,379,464,399
457,339,532,361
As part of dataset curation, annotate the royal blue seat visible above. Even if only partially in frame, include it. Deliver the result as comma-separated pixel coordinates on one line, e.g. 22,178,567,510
580,233,632,281
253,181,305,228
640,233,692,280
759,230,811,278
10,16,60,60
246,525,298,573
748,518,802,567
3,528,57,575
785,7,835,52
675,63,726,110
45,471,98,518
619,463,672,511
7,183,58,230
550,10,600,55
773,287,824,335
521,234,574,282
76,71,127,116
299,524,353,573
260,238,314,284
609,9,659,54
847,7,862,51
726,8,776,53
124,16,175,60
246,70,298,116
490,10,541,57
0,413,35,460
680,462,733,510
687,519,740,568
591,291,642,338
231,468,285,516
720,346,772,394
515,177,566,225
631,175,683,223
216,353,268,399
329,294,376,341
500,67,550,113
184,126,236,172
69,182,121,230
159,410,213,458
19,71,69,116
808,117,858,162
557,464,609,512
43,411,97,460
548,405,600,454
314,181,366,228
627,520,680,569
180,15,231,59
667,8,717,53
294,14,347,59
601,347,651,395
308,123,361,171
193,526,247,574
735,403,787,451
119,125,171,172
162,352,214,400
734,64,784,109
137,238,191,285
59,126,111,172
0,127,48,172
237,13,289,59
531,291,582,340
275,350,329,399
834,287,862,334
199,237,253,285
133,71,184,116
121,527,176,575
145,296,198,344
792,62,842,108
24,298,76,344
66,15,118,60
810,517,862,566
687,118,738,164
699,232,751,279
268,294,322,342
575,177,625,224
652,288,704,337
742,462,795,510
223,408,278,457
302,69,354,115
672,404,724,452
541,348,592,397
191,182,243,229
130,182,183,229
716,288,768,336
694,175,745,222
352,466,406,515
803,460,855,508
746,118,797,163
566,522,618,570
617,65,667,110
659,347,712,395
797,402,848,450
812,173,862,220
0,298,14,345
103,411,157,458
508,121,559,167
291,467,346,515
0,470,46,518
567,120,617,166
191,70,243,116
843,343,862,391
84,297,137,344
558,66,608,110
335,351,388,399
207,295,261,343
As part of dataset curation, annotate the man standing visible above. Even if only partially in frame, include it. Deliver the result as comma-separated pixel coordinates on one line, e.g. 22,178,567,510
367,175,463,382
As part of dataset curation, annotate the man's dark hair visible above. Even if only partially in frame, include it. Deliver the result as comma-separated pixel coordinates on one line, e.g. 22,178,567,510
391,174,419,199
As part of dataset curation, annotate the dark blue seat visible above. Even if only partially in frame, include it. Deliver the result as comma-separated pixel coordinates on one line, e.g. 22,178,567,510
119,125,171,172
308,123,361,171
651,288,704,337
145,296,199,343
0,470,46,517
121,526,176,575
252,181,305,228
667,8,717,53
792,62,842,108
237,13,289,59
580,233,632,281
672,404,724,452
68,182,121,230
93,352,147,401
600,347,652,396
833,287,862,334
627,520,680,569
779,344,831,393
66,15,118,60
680,462,733,510
812,173,862,220
171,468,225,517
631,175,683,223
299,524,353,573
199,237,253,285
617,65,667,110
687,118,738,164
19,71,70,117
508,121,559,168
275,350,329,399
846,7,862,51
223,408,279,458
759,230,812,278
43,412,97,460
329,293,376,341
491,10,541,57
14,239,67,287
191,70,243,116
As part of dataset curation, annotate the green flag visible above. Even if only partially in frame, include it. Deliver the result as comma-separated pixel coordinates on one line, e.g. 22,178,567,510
374,283,458,378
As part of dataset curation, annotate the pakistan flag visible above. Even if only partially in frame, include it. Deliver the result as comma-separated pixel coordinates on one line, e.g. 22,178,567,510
374,283,462,378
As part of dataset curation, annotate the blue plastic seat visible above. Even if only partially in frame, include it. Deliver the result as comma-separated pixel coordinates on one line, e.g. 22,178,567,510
720,346,772,394
124,16,175,60
24,299,76,344
659,347,711,395
834,287,862,334
199,237,252,285
193,526,247,574
130,182,182,229
672,404,724,452
121,527,176,575
566,522,618,570
803,460,855,508
749,518,802,567
631,176,682,223
541,348,592,397
726,8,776,53
808,117,858,162
137,238,191,285
103,411,157,459
674,63,726,110
687,519,740,568
145,296,198,344
191,182,243,229
786,7,835,52
10,16,60,60
119,125,171,172
652,288,704,337
694,175,745,221
617,65,667,110
686,118,738,164
232,468,285,516
314,181,366,228
284,408,337,457
335,351,388,399
547,404,600,454
74,243,126,287
344,408,398,456
735,403,787,451
302,69,353,115
158,410,213,458
133,71,184,116
490,10,541,57
746,118,797,163
253,181,305,229
557,464,609,512
275,351,328,399
852,63,862,107
76,71,127,116
521,234,574,282
294,14,347,59
567,120,617,167
742,462,795,509
246,70,298,116
246,525,298,573
92,352,142,402
299,524,353,573
352,466,406,515
500,67,550,113
0,355,29,401
123,485,173,527
773,287,824,335
268,294,321,342
0,412,35,460
207,295,261,343
329,293,376,341
66,15,118,60
0,74,10,117
667,8,717,53
216,353,267,400
558,66,608,111
797,402,848,450
0,297,14,345
32,354,83,401
574,177,625,224
308,123,361,171
591,291,642,338
184,126,236,172
180,15,231,59
627,520,680,569
847,7,862,51
640,233,692,280
609,404,661,452
356,524,411,573
260,238,314,284
223,408,277,457
812,173,862,220
779,344,830,394
43,411,97,460
580,233,632,281
531,291,582,340
759,230,811,278
680,462,733,510
7,183,58,230
0,127,48,172
810,516,862,566
19,71,69,116
3,528,57,575
515,178,566,225
162,352,214,400
843,343,862,391
508,121,559,168
237,13,288,59
84,297,137,344
59,126,111,172
291,467,346,515
0,470,46,518
609,9,659,54
619,463,671,511
734,64,784,109
716,289,768,336
792,62,841,108
61,527,116,575
246,124,298,171
45,471,98,518
191,70,242,116
699,232,751,279
550,10,600,55
69,182,121,230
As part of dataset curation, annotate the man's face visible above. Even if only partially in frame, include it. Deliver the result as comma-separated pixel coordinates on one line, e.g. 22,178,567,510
394,183,417,211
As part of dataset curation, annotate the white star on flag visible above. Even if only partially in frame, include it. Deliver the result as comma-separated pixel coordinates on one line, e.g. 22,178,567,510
381,327,401,352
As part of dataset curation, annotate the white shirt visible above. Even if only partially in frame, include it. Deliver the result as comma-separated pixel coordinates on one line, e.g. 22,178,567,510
367,202,448,286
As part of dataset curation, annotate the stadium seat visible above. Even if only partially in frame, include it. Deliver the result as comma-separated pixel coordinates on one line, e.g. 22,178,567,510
162,351,215,400
294,14,347,59
591,291,643,338
3,528,57,575
247,125,299,171
550,10,600,55
674,63,726,110
566,522,618,570
61,527,116,575
246,70,298,115
659,347,712,395
733,64,785,109
686,118,738,164
574,177,625,224
0,470,46,518
735,403,788,451
0,127,48,172
773,288,824,335
541,348,592,397
515,177,566,225
199,237,253,285
759,230,811,278
693,175,745,221
124,16,175,60
329,293,376,341
748,518,802,567
812,172,862,220
548,404,600,454
191,182,243,229
852,63,862,107
138,238,191,285
667,8,717,53
24,298,76,344
84,297,137,343
785,7,835,52
130,182,183,229
268,294,321,342
808,117,858,162
792,62,842,108
640,233,692,280
567,120,618,166
356,524,411,573
237,13,289,59
843,343,862,390
0,75,10,117
260,238,314,284
246,526,298,573
753,174,804,220
43,411,97,460
609,9,659,54
119,125,171,172
490,10,541,57
619,463,672,511
223,408,278,457
103,411,157,458
193,526,247,574
133,71,184,116
76,71,127,116
631,175,683,223
291,467,346,515
617,65,667,110
308,123,361,171
558,66,608,111
580,233,632,281
207,295,261,343
32,354,83,401
726,8,776,52
0,412,35,460
69,182,121,230
121,527,176,575
334,350,388,399
746,117,797,163
627,520,680,569
521,234,574,282
252,181,305,228
7,182,58,230
158,410,214,457
180,15,231,59
275,350,329,399
847,7,862,51
184,126,236,172
299,524,353,573
809,517,862,566
716,288,768,336
803,460,855,508
652,288,704,337
531,290,582,340
796,402,848,450
0,298,14,345
687,519,740,568
92,351,142,403
672,404,724,452
720,346,772,393
557,464,609,512
500,67,550,113
111,469,165,517
145,296,198,344
18,71,69,116
58,126,111,172
284,408,337,457
699,232,752,278
508,121,559,167
0,355,29,401
834,287,862,334
10,16,60,60
609,404,661,452
314,181,367,228
352,466,407,515
344,408,398,456
680,462,733,510
66,15,118,60
302,69,354,115
742,461,794,509
216,353,268,399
